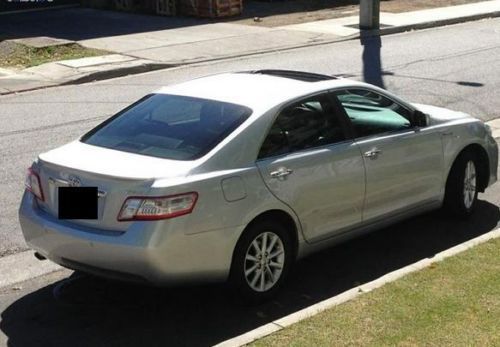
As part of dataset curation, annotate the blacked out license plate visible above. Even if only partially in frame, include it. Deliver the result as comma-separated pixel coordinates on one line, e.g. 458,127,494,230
58,187,98,220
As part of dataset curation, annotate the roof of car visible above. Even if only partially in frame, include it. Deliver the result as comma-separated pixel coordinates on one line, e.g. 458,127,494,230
155,71,366,111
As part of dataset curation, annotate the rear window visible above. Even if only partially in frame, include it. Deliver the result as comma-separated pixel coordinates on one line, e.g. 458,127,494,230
81,94,252,160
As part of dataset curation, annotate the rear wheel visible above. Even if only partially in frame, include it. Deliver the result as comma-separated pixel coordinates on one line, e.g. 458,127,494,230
230,219,293,303
444,151,479,217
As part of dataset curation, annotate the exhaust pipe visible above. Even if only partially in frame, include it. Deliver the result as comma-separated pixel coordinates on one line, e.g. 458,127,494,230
34,252,47,261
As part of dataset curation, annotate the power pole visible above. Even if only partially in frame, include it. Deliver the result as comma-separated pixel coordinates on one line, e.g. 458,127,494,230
359,0,380,30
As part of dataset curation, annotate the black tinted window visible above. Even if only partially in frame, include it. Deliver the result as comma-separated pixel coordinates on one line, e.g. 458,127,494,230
82,94,251,160
334,89,412,138
259,95,346,159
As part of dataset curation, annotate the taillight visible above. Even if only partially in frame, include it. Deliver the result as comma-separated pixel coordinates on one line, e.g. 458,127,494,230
25,168,44,201
117,192,198,221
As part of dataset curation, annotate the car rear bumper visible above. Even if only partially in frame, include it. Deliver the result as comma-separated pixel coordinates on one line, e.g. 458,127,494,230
18,192,243,285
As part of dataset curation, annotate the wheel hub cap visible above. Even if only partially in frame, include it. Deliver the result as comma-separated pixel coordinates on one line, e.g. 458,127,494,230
244,231,285,292
463,160,476,209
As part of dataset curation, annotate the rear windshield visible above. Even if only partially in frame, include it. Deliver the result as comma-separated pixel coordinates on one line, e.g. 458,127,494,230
81,94,252,160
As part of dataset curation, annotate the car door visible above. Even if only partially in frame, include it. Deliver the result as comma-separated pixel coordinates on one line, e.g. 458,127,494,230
332,88,444,222
256,93,366,243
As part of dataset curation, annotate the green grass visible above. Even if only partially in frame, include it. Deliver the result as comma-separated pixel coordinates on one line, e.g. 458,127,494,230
0,42,108,69
252,237,500,347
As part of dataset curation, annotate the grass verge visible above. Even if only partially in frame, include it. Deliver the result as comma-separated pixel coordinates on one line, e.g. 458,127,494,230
252,237,500,346
0,41,108,69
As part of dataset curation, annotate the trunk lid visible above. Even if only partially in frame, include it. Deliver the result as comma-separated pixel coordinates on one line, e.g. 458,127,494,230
36,141,196,231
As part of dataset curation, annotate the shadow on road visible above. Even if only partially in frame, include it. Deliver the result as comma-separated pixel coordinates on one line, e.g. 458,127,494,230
361,33,385,89
1,199,499,346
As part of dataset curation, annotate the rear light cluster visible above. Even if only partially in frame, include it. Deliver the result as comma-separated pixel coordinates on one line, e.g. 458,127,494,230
24,166,197,221
25,168,44,201
117,192,198,221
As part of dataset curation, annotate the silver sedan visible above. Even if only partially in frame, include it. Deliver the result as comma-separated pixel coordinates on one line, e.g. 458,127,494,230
19,70,498,301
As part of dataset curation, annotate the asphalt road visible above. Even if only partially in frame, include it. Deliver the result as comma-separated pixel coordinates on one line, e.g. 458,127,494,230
1,18,499,257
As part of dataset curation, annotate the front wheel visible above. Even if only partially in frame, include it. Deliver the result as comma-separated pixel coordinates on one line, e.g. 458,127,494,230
230,219,293,303
443,151,479,217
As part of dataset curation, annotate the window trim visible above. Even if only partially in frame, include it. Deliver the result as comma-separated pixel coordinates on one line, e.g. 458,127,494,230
256,91,354,161
329,86,421,141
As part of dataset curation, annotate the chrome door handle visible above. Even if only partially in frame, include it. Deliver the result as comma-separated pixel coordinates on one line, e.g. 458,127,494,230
270,167,293,179
364,148,382,159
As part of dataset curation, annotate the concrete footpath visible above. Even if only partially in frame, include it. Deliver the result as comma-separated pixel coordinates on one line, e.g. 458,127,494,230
1,0,500,95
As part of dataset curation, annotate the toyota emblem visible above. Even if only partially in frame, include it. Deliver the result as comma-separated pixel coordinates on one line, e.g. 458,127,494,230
68,175,81,187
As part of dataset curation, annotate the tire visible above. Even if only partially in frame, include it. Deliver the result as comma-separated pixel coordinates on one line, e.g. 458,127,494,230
229,219,293,303
443,150,479,217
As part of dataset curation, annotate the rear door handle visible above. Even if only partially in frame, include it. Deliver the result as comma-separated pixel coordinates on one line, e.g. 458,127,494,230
270,167,293,179
364,148,382,159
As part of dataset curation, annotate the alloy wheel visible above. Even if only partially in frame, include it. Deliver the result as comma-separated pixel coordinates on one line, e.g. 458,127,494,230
463,160,476,209
244,231,285,292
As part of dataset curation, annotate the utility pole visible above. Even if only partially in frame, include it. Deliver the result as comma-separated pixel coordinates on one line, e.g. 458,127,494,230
359,0,380,30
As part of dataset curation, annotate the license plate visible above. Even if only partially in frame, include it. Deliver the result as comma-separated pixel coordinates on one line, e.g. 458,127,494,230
58,187,98,220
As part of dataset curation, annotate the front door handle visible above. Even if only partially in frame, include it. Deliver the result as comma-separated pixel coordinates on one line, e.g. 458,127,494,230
364,148,382,159
270,167,293,179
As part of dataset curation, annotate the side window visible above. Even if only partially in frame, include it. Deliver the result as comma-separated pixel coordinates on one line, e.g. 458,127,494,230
334,89,413,138
258,94,347,159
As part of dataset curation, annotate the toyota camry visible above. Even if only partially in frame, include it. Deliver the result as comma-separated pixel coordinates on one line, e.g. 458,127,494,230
19,70,498,301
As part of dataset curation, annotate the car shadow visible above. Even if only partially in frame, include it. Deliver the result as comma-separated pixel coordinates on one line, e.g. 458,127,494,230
1,199,499,346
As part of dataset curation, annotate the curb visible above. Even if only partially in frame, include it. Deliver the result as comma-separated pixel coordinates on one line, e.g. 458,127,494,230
0,62,176,96
215,227,500,347
376,10,500,36
1,10,499,96
59,62,176,85
485,118,500,139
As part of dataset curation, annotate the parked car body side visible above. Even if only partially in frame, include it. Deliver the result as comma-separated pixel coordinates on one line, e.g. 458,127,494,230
294,116,498,259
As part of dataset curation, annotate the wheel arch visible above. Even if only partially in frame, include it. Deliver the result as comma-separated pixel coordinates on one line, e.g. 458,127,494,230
447,143,489,192
233,209,300,263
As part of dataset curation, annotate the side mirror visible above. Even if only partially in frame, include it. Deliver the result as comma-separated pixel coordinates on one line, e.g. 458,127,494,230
413,110,428,128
